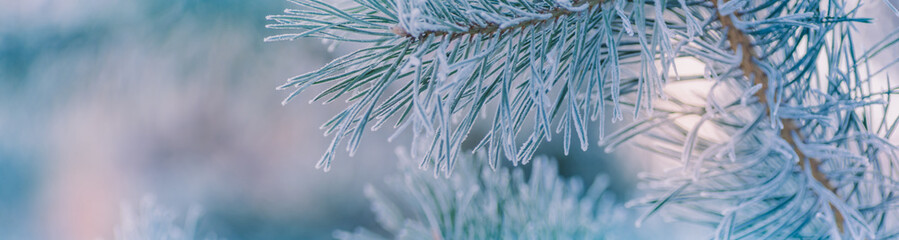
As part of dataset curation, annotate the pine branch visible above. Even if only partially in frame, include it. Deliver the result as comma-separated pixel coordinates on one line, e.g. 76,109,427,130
267,0,703,174
620,1,899,238
115,196,215,240
390,0,609,39
268,0,899,238
710,0,845,233
335,150,627,239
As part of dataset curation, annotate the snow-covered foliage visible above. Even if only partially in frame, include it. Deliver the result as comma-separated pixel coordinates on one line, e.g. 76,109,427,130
619,1,899,239
335,150,624,239
266,0,702,174
267,0,899,238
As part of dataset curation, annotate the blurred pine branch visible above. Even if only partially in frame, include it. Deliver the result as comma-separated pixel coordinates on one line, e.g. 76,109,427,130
115,196,218,240
335,150,624,239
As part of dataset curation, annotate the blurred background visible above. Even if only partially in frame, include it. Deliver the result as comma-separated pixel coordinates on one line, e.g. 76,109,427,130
0,0,637,239
0,0,896,239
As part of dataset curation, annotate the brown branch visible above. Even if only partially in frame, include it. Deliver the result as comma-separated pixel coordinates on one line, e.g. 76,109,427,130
391,0,607,39
710,0,845,233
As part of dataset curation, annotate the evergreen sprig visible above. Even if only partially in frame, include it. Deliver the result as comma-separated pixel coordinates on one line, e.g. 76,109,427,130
616,1,899,239
335,150,624,239
267,0,899,238
266,0,703,174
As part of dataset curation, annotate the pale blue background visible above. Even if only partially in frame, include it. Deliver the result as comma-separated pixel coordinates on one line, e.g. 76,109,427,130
1,0,895,239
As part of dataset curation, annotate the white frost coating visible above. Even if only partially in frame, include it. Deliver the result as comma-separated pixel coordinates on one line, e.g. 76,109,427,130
499,17,536,28
677,0,702,40
501,4,553,19
409,38,436,135
777,107,834,127
705,80,726,115
740,83,763,106
752,59,782,127
795,141,866,163
475,11,506,27
681,114,710,167
263,33,303,42
614,1,634,36
716,0,748,16
604,10,624,123
528,33,553,141
434,37,452,87
729,46,744,67
684,44,742,67
731,12,818,31
395,0,443,37
556,0,589,12
400,56,421,73
804,163,876,240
